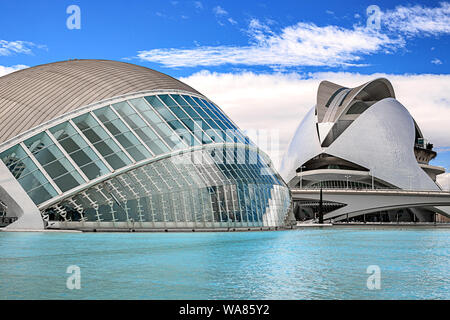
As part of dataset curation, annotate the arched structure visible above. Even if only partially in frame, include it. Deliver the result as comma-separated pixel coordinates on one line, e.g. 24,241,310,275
280,78,449,223
0,60,290,231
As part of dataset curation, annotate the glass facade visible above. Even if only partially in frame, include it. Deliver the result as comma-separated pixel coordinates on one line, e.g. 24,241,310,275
0,91,290,229
23,132,86,193
0,144,58,204
41,147,290,228
72,113,132,170
49,122,110,180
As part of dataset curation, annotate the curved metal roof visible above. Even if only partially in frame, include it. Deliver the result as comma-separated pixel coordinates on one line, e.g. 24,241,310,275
316,78,395,123
0,59,201,144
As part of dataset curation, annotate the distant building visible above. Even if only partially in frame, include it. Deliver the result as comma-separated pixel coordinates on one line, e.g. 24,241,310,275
280,78,450,223
0,60,290,231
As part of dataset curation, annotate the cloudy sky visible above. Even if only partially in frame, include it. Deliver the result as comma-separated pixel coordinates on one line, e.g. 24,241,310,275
0,0,449,188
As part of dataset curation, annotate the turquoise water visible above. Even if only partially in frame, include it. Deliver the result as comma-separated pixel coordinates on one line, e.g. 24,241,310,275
0,228,449,299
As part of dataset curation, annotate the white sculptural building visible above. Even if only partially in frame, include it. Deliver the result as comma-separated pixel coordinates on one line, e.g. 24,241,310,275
280,78,450,223
0,60,290,231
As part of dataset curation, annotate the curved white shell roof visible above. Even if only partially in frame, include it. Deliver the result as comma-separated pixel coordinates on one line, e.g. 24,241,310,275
279,107,322,183
280,78,440,191
326,98,438,191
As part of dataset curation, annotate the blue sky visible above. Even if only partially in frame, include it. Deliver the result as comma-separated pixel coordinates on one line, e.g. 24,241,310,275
1,0,449,179
1,0,449,76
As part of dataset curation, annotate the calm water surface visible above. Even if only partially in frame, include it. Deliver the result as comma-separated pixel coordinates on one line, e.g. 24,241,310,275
0,228,449,299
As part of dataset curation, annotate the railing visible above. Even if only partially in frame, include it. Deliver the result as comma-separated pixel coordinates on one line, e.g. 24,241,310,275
0,216,18,226
291,188,450,196
415,143,434,151
332,221,450,225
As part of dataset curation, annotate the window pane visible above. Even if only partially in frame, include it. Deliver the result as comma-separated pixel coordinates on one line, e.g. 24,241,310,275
158,94,178,107
170,106,190,120
1,145,37,179
73,113,132,170
178,103,201,119
24,132,85,192
205,100,249,144
131,97,184,149
146,97,197,147
112,101,170,156
170,94,189,107
27,183,58,205
49,122,110,180
1,144,58,204
79,160,110,180
94,106,152,161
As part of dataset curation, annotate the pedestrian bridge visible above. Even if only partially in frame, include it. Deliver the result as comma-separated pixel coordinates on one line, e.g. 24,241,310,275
291,188,450,221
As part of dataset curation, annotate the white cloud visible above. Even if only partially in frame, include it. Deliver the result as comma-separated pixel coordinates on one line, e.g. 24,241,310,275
383,2,450,36
0,64,28,77
0,40,32,56
138,19,402,68
211,5,237,26
194,1,203,10
228,17,237,25
213,6,228,16
431,58,443,64
136,3,450,70
181,71,450,169
0,40,45,56
437,173,450,191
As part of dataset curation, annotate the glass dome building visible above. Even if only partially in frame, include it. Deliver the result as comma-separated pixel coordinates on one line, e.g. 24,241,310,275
0,60,290,231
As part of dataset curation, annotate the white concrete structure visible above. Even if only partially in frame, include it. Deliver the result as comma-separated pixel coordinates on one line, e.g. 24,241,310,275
280,78,450,222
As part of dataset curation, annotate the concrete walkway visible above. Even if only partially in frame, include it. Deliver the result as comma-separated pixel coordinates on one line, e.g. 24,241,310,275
296,223,333,227
0,228,82,233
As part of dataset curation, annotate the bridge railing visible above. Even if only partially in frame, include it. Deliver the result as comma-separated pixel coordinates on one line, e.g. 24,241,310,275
291,188,450,196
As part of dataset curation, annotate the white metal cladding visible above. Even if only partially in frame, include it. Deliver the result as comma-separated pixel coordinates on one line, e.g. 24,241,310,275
280,97,440,191
279,107,322,184
325,98,439,191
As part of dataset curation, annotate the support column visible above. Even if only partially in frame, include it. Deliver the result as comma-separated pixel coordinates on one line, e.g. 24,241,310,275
0,161,44,230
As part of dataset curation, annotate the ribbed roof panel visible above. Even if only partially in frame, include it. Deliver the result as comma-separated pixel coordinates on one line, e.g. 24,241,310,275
0,59,200,144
